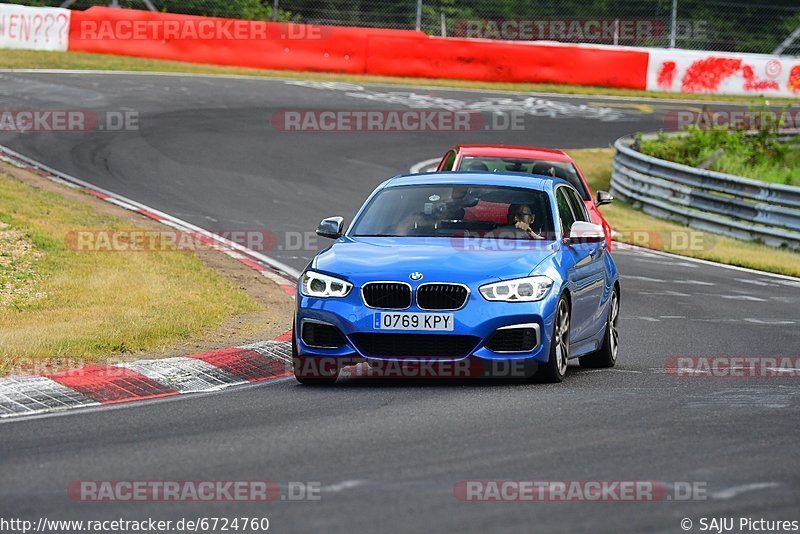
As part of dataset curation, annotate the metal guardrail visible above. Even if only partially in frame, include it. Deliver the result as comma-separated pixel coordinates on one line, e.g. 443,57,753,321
610,132,800,250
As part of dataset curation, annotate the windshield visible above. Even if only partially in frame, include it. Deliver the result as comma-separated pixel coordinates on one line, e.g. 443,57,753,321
457,156,590,200
350,185,555,240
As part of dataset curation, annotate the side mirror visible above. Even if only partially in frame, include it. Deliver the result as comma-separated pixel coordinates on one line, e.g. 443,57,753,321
316,216,344,239
596,190,614,207
567,221,605,244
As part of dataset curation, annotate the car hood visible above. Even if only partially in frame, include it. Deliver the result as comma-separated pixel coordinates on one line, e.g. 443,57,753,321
312,236,557,284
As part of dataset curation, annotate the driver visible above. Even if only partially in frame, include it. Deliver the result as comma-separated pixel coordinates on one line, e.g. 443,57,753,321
498,204,544,239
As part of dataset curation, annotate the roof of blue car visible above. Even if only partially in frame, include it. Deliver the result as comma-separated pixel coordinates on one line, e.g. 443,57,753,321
385,171,566,191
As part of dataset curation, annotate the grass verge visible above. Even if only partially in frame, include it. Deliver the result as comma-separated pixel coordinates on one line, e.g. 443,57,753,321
0,49,796,106
639,129,800,187
567,148,800,278
0,165,265,367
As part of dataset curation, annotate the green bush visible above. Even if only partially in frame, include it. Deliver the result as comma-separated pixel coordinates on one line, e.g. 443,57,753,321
638,108,800,186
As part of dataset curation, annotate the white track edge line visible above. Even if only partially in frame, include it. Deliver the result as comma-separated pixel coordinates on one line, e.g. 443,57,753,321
409,157,441,174
617,242,800,281
0,143,301,280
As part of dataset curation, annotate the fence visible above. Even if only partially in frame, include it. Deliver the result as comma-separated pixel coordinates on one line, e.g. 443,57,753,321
5,0,800,55
611,132,800,250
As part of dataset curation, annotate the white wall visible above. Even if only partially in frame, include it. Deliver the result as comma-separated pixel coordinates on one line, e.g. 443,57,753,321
0,3,70,52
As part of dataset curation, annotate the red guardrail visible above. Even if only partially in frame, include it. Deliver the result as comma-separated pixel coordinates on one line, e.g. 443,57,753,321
68,7,649,89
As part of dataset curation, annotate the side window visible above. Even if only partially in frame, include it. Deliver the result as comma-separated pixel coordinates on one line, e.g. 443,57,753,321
439,150,456,171
565,188,589,223
556,188,576,236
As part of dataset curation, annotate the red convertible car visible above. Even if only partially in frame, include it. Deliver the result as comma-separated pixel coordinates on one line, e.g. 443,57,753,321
436,145,613,249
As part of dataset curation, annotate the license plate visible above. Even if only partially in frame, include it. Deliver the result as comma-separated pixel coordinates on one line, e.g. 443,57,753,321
374,312,454,331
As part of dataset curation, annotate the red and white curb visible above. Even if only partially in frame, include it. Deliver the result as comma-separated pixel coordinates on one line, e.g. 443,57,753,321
0,339,293,419
0,144,301,419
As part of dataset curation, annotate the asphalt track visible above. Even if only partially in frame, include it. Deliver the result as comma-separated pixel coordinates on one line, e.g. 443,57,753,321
0,72,799,533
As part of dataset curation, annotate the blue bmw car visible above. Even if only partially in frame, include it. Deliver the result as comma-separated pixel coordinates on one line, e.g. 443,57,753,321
293,172,620,384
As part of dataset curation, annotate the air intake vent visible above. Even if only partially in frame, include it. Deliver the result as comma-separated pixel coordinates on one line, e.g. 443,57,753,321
301,321,346,348
350,333,479,359
485,327,538,353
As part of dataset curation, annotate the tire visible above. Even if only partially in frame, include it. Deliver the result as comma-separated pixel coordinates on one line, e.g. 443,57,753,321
535,295,570,383
292,323,339,385
579,286,620,369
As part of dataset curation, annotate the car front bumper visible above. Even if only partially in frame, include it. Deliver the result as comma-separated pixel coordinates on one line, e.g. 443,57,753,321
294,287,559,366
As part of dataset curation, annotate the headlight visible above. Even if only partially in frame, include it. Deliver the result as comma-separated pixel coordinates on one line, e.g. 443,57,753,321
479,276,553,302
301,270,353,298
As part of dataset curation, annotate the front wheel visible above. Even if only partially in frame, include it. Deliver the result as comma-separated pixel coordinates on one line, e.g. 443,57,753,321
535,295,570,383
579,287,619,369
